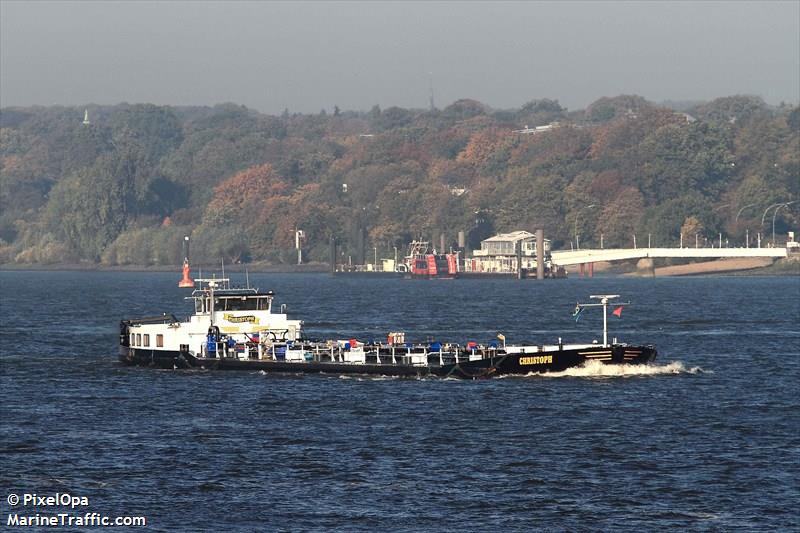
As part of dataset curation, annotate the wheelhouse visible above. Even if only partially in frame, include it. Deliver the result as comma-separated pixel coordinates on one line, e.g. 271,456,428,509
189,288,274,314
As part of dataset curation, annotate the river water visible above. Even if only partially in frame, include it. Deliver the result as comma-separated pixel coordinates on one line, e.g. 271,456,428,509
1,271,798,531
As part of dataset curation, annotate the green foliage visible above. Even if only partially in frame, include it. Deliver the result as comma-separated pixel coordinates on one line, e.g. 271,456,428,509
442,99,488,122
586,95,651,123
101,225,188,266
637,122,735,203
644,194,720,245
788,106,800,133
192,224,251,264
43,152,137,259
690,95,769,126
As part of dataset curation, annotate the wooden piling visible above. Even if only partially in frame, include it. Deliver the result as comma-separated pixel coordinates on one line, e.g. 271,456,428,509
536,229,545,280
329,237,337,274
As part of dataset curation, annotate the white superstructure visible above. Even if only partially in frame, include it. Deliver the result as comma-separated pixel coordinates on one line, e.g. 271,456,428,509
123,279,303,359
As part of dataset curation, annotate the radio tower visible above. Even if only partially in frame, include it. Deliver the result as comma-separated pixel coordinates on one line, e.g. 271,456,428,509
428,73,436,111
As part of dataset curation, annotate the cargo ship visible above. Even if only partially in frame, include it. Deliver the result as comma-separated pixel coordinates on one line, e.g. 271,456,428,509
119,278,656,378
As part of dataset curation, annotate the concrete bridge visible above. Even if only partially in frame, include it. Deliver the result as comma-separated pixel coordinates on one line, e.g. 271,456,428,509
552,246,789,267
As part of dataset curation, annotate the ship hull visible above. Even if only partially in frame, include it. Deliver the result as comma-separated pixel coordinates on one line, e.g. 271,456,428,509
438,344,656,378
120,344,657,378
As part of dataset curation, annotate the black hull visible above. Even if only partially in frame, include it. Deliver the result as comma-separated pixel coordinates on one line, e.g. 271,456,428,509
440,344,656,378
119,347,195,369
120,344,657,378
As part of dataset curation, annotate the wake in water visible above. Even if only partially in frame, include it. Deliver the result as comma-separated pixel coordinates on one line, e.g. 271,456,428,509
254,362,706,380
525,360,707,379
337,374,404,381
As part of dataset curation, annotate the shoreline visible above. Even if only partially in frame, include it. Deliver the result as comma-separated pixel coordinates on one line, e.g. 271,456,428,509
2,257,798,276
0,261,331,274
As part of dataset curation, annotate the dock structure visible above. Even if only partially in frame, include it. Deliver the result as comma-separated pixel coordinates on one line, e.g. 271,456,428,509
331,229,563,278
463,230,556,277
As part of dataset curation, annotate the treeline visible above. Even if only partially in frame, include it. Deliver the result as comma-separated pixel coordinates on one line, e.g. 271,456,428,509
0,95,797,266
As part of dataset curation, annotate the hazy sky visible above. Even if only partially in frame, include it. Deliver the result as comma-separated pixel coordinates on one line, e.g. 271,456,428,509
2,1,798,114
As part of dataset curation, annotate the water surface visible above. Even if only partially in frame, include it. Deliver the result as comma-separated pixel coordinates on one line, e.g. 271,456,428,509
1,272,798,531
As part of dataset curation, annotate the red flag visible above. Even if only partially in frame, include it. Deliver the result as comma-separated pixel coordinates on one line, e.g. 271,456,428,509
612,305,623,318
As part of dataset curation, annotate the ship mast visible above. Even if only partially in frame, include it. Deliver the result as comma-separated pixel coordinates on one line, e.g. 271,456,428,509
575,294,629,347
194,278,230,327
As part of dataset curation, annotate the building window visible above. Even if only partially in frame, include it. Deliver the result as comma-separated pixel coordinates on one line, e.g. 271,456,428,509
136,334,141,346
143,334,150,347
156,334,163,347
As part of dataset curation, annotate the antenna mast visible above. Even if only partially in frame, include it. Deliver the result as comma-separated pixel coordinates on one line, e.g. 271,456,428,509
575,294,629,347
428,72,435,111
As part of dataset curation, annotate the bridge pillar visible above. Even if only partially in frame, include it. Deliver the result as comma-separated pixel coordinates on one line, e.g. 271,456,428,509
635,258,655,277
588,262,594,277
579,263,585,277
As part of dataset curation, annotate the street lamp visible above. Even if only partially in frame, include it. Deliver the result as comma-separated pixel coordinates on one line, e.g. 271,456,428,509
735,202,758,223
772,201,797,246
761,202,790,227
574,204,595,250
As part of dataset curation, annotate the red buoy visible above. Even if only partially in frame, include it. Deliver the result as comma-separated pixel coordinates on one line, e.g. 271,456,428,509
178,259,194,288
178,235,194,288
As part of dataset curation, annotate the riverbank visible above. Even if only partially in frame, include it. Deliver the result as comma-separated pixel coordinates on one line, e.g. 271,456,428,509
651,257,775,276
565,255,799,277
3,257,798,276
0,261,330,273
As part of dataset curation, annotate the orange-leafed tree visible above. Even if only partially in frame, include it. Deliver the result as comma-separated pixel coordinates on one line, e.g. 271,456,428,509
204,163,289,226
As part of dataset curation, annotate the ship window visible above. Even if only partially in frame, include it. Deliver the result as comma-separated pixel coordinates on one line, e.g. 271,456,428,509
156,334,163,347
136,334,141,346
222,297,261,311
143,334,150,347
130,333,135,345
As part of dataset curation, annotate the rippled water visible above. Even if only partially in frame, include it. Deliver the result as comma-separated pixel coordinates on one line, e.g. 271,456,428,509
1,272,798,531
